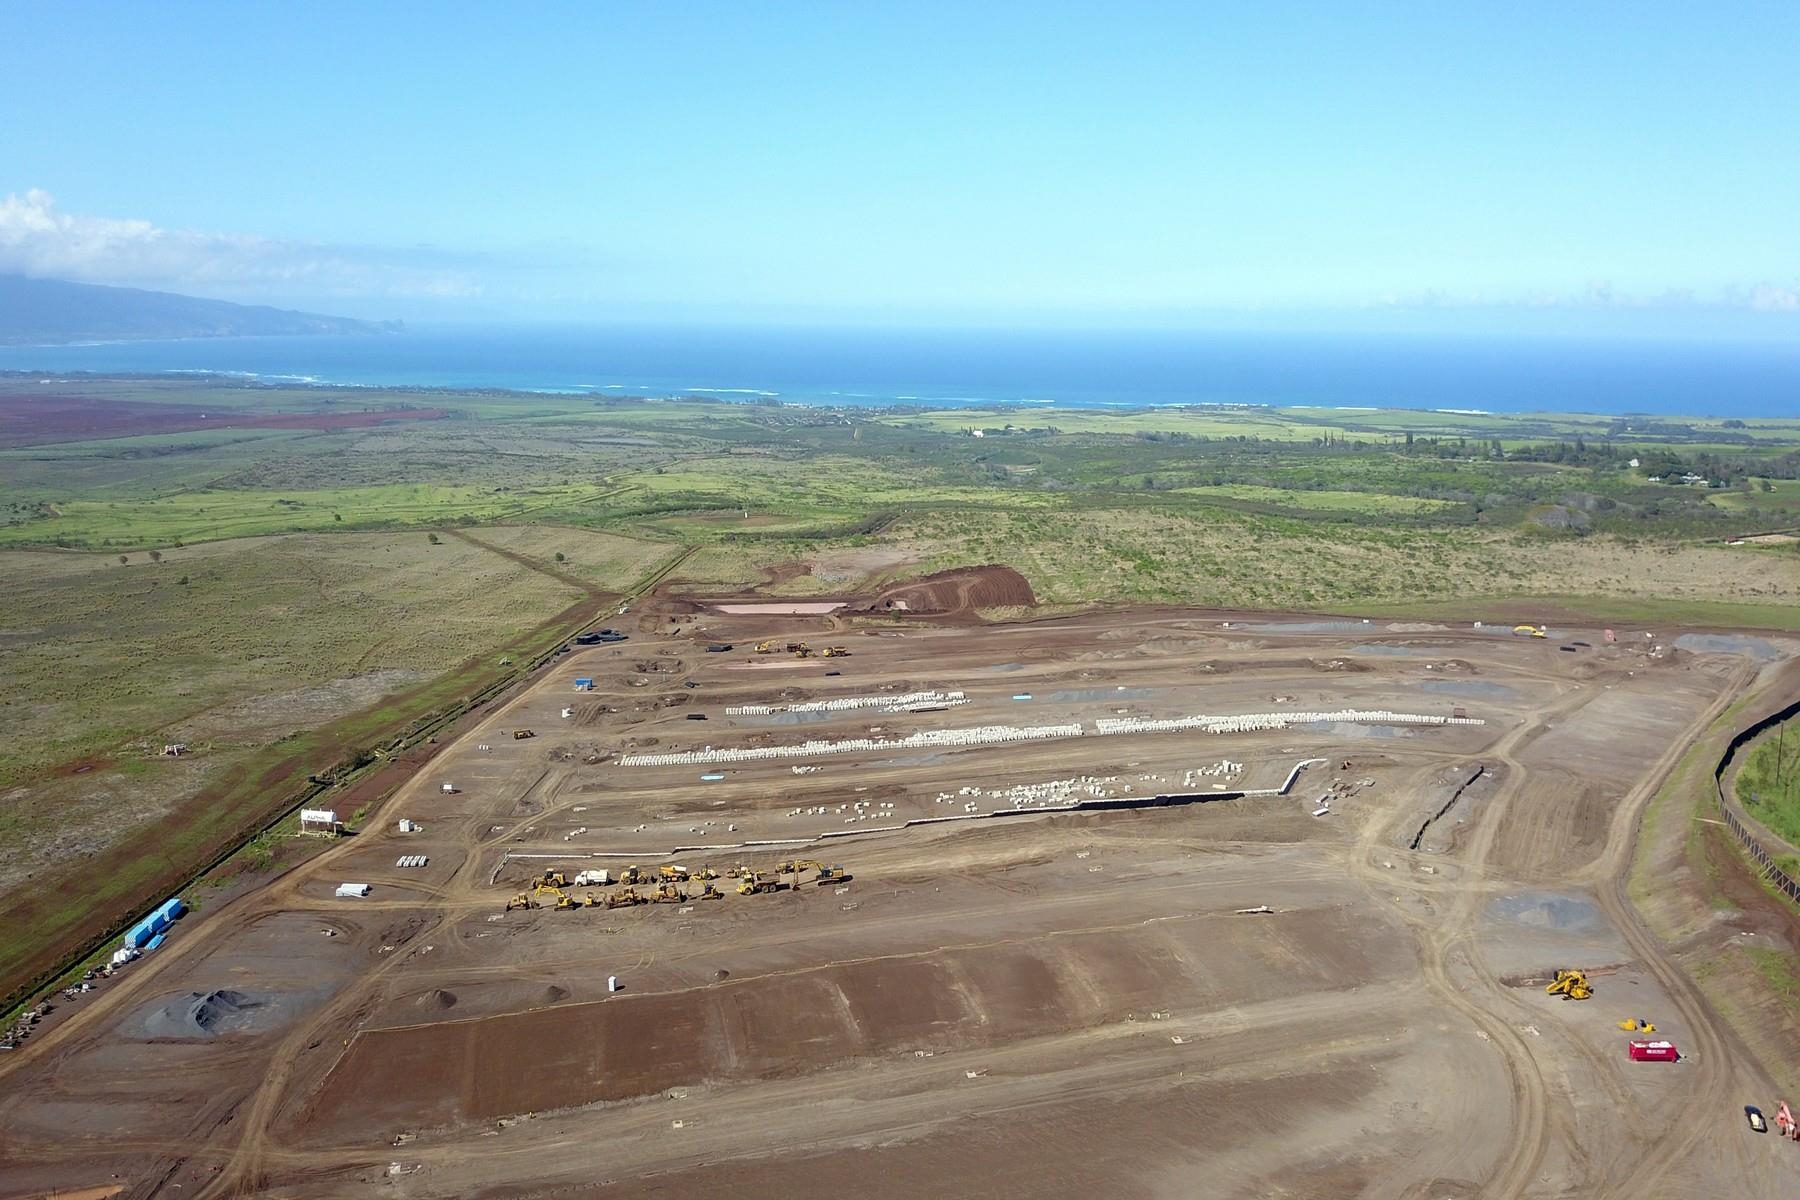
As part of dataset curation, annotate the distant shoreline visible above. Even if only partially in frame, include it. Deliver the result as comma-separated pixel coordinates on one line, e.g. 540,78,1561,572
3,325,1798,418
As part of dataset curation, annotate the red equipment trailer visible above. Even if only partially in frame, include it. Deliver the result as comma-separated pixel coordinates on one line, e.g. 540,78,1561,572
1626,1039,1679,1062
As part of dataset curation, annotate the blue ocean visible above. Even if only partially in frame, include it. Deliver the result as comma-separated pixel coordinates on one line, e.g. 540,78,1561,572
2,325,1797,417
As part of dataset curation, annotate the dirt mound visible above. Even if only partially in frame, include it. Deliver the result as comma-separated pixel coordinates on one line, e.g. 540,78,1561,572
419,989,458,1010
140,989,264,1039
540,985,570,1004
866,566,1035,617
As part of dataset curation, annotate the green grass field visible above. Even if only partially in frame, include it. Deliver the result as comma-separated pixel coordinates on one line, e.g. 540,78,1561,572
1736,724,1800,850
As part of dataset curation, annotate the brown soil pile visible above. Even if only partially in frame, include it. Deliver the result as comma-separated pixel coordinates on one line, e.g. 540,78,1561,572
868,566,1035,616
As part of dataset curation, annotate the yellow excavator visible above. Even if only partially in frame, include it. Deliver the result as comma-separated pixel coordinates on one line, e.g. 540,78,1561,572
754,640,778,654
535,884,580,909
1545,969,1593,1000
776,859,847,885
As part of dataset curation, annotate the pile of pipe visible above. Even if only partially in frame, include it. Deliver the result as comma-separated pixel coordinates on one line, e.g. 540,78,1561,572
1095,709,1483,736
620,721,1082,766
726,689,967,717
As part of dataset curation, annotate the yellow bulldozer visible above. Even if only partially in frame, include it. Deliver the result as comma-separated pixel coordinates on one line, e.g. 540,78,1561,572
606,888,643,909
1545,969,1593,1000
505,891,538,911
822,646,850,657
696,882,724,900
652,882,687,904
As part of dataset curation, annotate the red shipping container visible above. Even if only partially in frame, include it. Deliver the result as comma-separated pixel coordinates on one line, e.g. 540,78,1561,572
1627,1039,1679,1062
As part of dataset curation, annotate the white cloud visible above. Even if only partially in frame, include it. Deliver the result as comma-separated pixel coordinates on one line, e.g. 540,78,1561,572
1748,283,1800,312
0,189,481,300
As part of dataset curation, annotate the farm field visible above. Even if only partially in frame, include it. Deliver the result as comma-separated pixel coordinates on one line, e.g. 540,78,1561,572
3,598,1797,1198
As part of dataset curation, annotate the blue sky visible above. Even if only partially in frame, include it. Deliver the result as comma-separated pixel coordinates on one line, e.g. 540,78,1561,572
3,2,1798,331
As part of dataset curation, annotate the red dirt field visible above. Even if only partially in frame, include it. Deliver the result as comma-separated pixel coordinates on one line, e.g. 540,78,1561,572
0,392,449,447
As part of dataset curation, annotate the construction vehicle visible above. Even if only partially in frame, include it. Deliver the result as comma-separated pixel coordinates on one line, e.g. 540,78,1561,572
539,870,569,888
689,866,719,881
652,882,687,904
658,864,691,881
776,859,848,884
617,865,647,886
606,888,643,909
696,882,724,900
1545,969,1593,1000
1618,1018,1656,1033
505,892,538,911
754,640,778,654
1777,1100,1799,1140
789,642,813,658
513,729,536,740
822,645,850,657
737,875,781,895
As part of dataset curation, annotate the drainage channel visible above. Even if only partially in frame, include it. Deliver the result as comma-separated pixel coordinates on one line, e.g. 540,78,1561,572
1410,764,1487,851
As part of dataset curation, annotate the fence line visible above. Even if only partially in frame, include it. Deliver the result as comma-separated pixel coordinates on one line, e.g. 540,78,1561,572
1712,695,1800,910
1718,806,1800,905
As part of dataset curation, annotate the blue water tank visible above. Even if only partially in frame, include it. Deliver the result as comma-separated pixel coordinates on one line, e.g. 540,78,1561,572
145,933,166,951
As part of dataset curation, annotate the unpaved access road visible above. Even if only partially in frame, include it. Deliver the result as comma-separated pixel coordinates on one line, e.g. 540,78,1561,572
1,607,1796,1199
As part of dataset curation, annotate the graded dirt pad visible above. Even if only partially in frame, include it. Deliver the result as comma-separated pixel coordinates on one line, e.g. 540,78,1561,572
2,605,1798,1200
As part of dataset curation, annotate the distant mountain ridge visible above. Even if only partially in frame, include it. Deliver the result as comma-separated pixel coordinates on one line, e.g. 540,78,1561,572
0,274,400,345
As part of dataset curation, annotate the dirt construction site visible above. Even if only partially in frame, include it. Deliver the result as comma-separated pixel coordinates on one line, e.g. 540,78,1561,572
3,582,1800,1199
